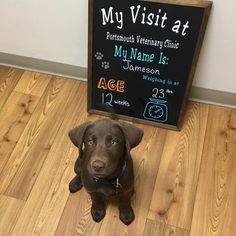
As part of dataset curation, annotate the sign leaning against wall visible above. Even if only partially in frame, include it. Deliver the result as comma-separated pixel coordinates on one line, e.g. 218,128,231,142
87,0,212,130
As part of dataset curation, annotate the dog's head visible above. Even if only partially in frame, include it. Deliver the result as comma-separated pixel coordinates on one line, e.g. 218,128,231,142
69,119,143,177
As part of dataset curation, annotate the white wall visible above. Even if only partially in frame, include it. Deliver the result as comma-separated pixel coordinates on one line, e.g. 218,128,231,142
0,0,236,93
0,0,88,67
193,0,236,93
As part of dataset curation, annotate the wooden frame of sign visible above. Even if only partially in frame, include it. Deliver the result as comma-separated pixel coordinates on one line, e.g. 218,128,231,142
87,0,212,130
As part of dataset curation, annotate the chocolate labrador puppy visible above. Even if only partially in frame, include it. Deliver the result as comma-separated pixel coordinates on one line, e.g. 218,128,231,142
68,119,143,225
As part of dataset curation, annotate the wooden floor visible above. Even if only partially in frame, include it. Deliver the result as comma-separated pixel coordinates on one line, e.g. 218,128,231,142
0,66,236,236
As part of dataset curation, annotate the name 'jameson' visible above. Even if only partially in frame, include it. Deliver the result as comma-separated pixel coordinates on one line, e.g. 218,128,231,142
123,59,160,75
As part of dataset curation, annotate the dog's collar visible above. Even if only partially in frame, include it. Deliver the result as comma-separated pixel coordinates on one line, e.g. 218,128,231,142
92,158,127,191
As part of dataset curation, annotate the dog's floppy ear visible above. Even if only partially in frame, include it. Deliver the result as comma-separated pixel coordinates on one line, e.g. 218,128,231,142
68,121,92,148
118,122,143,150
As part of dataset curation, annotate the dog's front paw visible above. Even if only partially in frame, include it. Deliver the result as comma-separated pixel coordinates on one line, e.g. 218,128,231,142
91,204,106,222
119,205,135,225
69,176,83,193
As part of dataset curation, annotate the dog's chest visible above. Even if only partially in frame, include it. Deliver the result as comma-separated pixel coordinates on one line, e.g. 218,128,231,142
86,181,123,198
98,186,118,197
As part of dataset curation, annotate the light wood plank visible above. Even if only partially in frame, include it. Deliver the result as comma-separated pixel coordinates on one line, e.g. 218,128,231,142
98,126,167,236
14,70,52,96
0,195,25,236
10,82,88,235
143,219,189,236
0,92,39,172
148,102,209,229
0,70,51,173
0,77,79,200
190,106,236,236
0,65,10,76
0,67,51,172
0,66,24,110
55,190,101,236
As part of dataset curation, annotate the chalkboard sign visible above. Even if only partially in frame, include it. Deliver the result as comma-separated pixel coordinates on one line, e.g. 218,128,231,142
87,0,212,130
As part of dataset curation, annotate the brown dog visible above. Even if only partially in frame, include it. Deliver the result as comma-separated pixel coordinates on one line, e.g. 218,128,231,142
68,119,143,225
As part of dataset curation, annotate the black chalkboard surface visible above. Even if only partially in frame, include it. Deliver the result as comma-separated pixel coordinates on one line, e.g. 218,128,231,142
88,0,212,130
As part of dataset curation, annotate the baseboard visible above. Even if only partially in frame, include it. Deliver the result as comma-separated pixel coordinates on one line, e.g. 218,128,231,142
0,51,87,81
189,86,236,108
0,52,235,108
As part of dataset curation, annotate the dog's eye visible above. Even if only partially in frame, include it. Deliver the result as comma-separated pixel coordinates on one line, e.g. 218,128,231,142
111,139,118,145
87,140,94,146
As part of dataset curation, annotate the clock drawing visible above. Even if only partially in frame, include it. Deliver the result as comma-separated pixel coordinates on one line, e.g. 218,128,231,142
143,98,168,122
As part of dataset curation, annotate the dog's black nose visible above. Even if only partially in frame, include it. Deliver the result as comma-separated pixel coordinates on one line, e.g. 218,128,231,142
91,160,106,172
